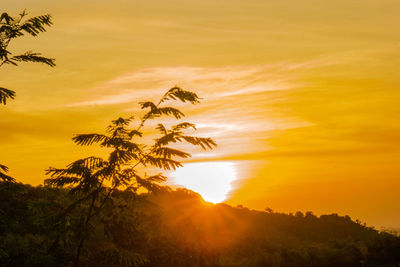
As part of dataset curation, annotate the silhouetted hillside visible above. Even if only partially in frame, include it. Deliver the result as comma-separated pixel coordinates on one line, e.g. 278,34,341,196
1,181,399,266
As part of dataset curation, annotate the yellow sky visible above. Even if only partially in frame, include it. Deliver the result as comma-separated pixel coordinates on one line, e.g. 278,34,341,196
1,0,400,229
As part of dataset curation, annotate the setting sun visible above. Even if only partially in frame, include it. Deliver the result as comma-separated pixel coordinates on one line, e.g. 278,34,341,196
171,162,237,203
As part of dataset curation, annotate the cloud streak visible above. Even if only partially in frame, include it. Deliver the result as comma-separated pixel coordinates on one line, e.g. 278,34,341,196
66,59,333,107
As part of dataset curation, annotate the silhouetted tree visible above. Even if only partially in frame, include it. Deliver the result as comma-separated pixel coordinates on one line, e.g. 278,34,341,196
0,10,55,181
0,164,14,182
45,87,217,266
0,10,55,103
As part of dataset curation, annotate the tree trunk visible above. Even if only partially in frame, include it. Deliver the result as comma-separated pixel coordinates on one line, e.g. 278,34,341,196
74,192,97,267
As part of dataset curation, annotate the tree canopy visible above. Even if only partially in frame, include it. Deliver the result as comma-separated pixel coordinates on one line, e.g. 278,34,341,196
0,10,55,105
45,87,217,266
1,181,400,266
0,10,55,182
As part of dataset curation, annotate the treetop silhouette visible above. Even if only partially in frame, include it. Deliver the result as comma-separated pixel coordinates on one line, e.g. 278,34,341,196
0,10,55,182
0,10,55,105
45,86,217,266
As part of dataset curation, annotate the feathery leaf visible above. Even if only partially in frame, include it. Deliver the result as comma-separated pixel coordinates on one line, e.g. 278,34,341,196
0,164,15,182
152,147,191,159
20,14,53,36
155,123,168,135
73,134,110,146
11,51,55,67
181,136,217,150
0,87,15,104
143,155,183,170
0,164,9,172
161,86,201,104
172,122,196,131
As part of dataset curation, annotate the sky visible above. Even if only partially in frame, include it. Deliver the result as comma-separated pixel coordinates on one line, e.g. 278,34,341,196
1,0,400,229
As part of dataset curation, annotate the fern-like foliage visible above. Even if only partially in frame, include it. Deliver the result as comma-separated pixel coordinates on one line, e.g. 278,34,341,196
47,87,216,197
173,122,197,131
0,11,55,184
73,134,110,146
160,86,201,104
10,51,56,67
152,147,191,159
20,13,53,36
45,87,216,266
45,157,108,193
0,87,15,105
0,10,55,68
0,164,15,182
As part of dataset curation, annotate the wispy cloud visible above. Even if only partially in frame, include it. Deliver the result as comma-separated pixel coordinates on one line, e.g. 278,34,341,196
67,59,334,107
63,60,336,162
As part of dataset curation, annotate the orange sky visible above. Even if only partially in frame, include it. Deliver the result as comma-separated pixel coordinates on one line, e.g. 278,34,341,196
1,0,400,229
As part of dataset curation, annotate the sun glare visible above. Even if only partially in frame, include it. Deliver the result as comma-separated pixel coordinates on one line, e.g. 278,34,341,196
171,162,237,203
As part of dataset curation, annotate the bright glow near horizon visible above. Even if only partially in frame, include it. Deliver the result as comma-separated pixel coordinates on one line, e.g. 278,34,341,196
171,162,237,203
